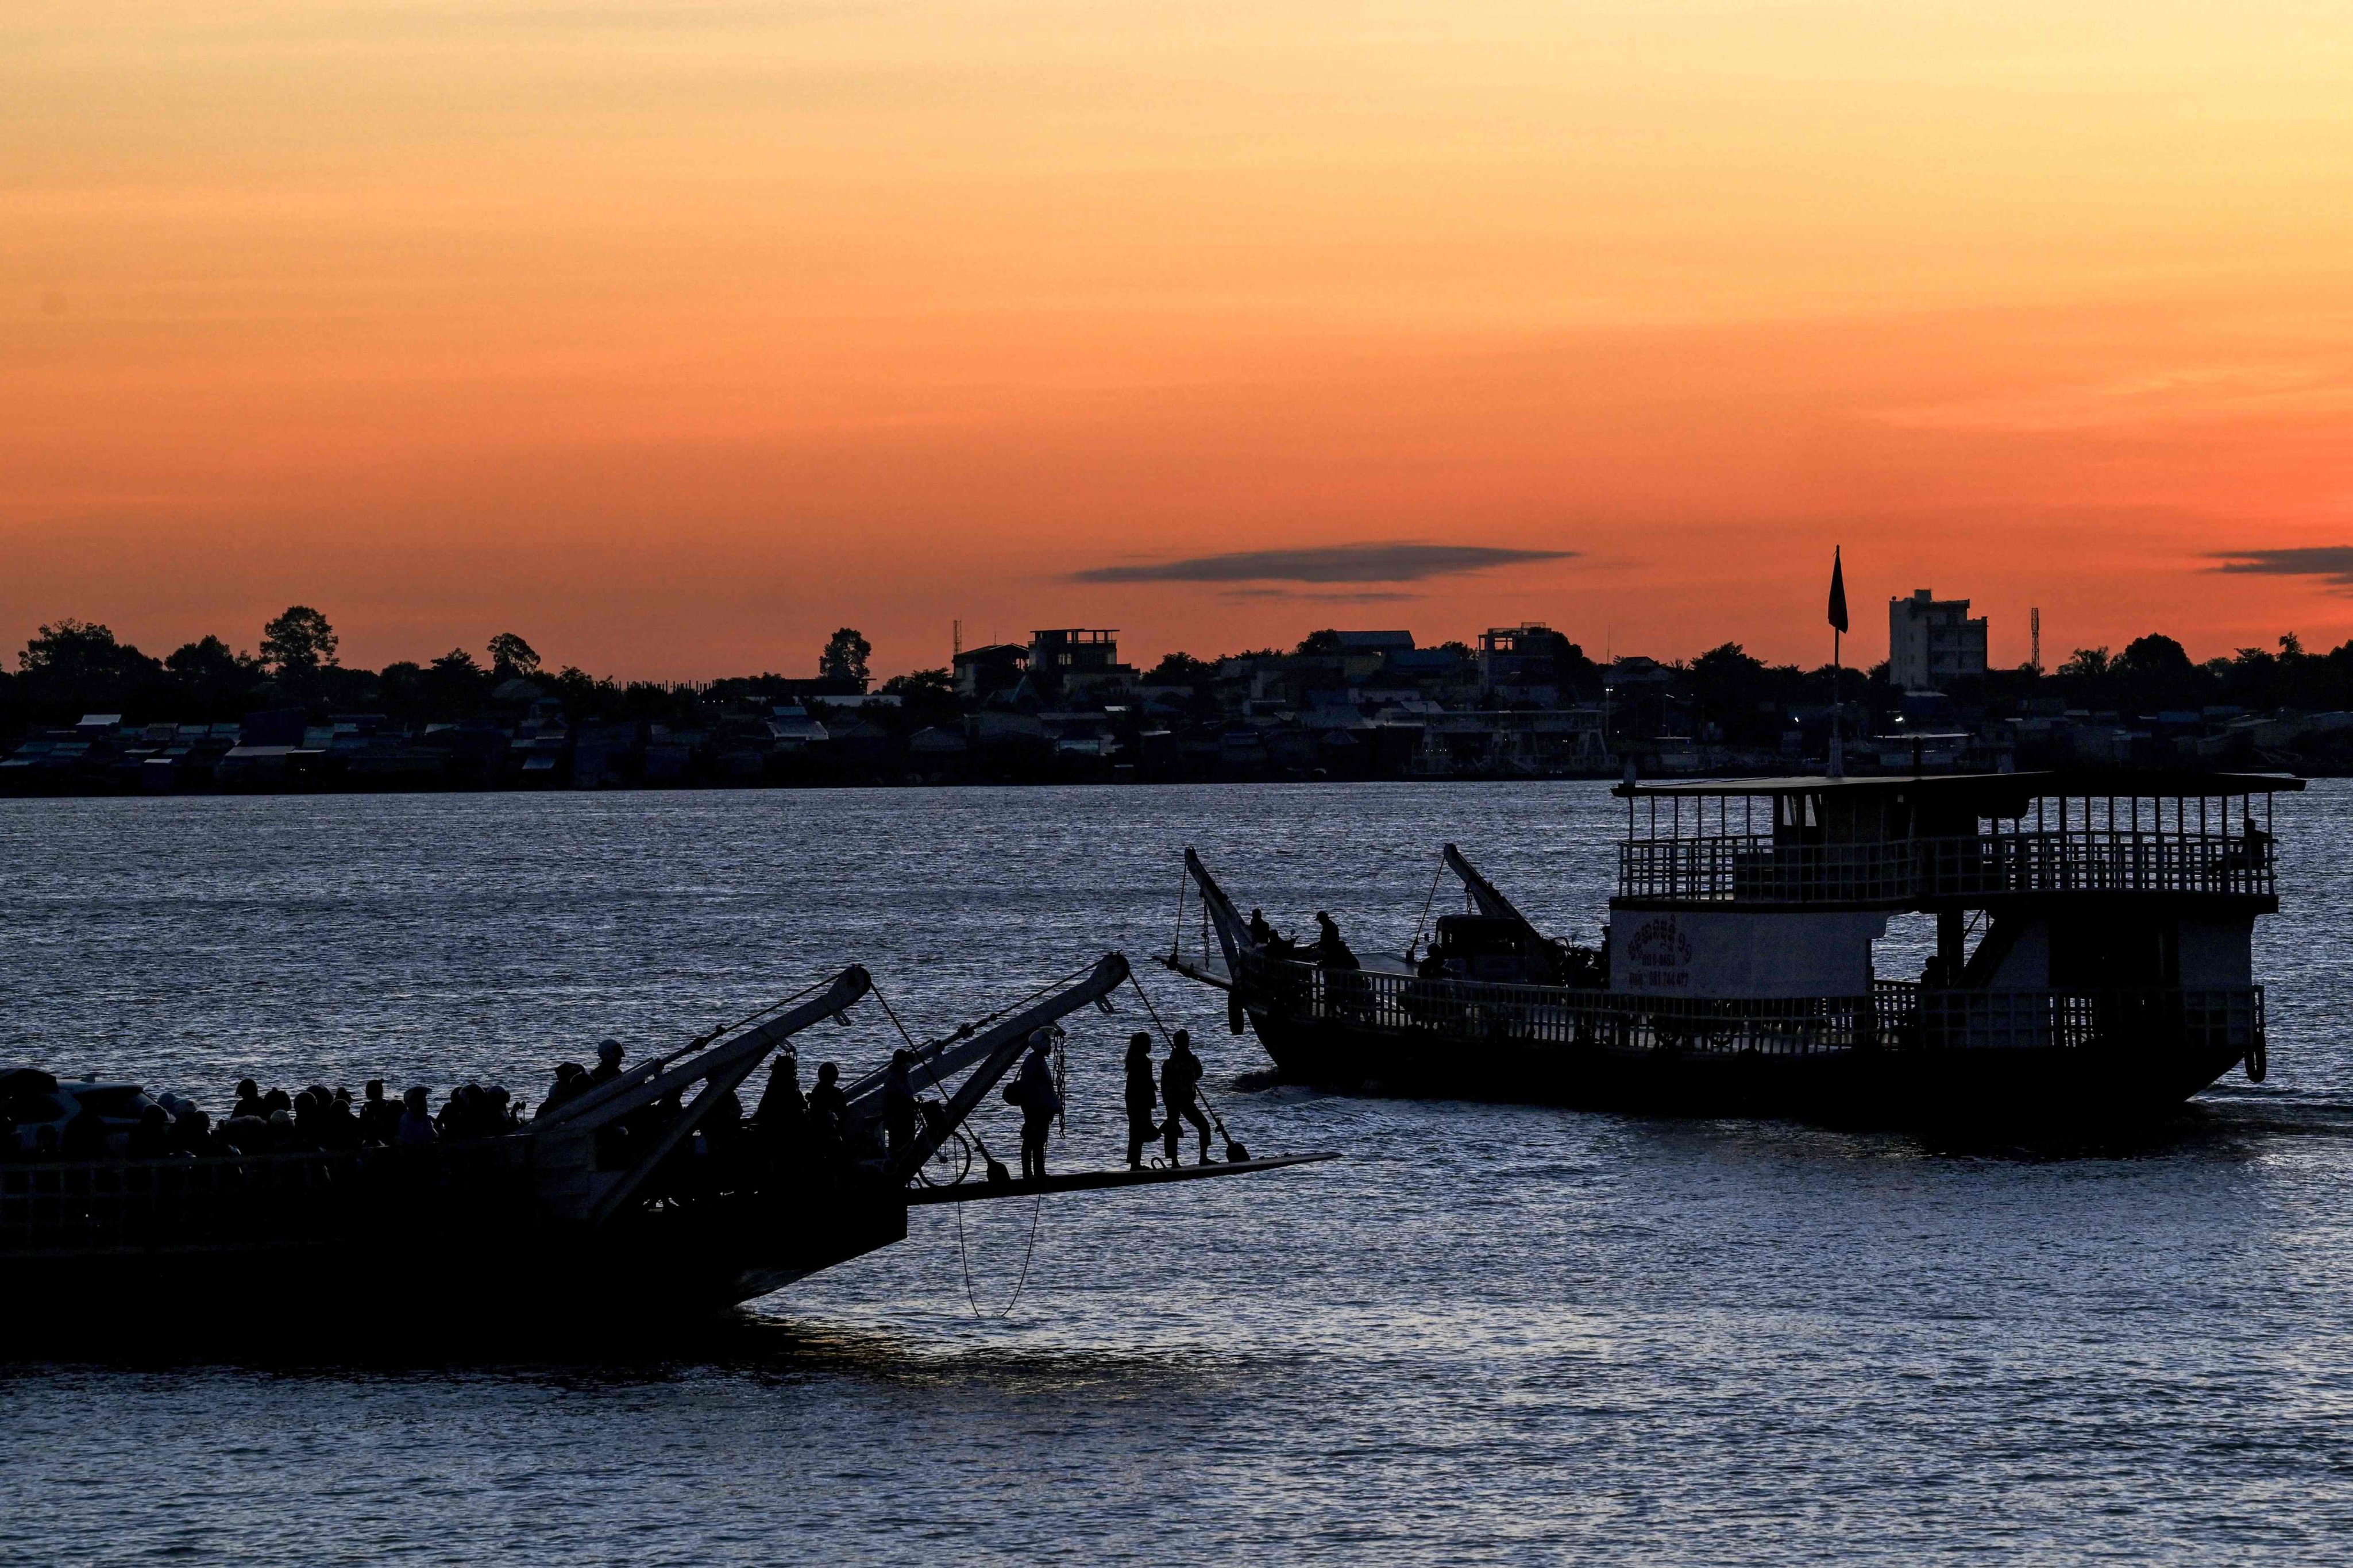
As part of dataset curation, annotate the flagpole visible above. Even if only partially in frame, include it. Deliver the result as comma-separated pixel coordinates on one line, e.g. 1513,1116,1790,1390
1830,624,1843,778
1827,545,1847,779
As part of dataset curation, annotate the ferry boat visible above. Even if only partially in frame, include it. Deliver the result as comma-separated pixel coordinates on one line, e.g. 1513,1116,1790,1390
0,953,1329,1331
1168,770,2298,1129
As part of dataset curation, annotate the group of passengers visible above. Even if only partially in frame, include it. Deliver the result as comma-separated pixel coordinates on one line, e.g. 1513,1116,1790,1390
1248,907,1360,971
532,1039,858,1185
1121,1029,1212,1170
4,1027,1227,1184
0,1076,527,1163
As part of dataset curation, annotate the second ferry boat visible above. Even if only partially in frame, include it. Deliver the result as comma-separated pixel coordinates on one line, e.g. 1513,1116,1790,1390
1168,769,2298,1129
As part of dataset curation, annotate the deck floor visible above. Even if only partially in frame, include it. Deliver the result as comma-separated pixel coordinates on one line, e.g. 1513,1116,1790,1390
902,1152,1336,1206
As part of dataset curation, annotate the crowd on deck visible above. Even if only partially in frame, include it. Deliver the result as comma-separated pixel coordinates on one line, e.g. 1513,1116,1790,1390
1,1025,1232,1185
0,1076,529,1163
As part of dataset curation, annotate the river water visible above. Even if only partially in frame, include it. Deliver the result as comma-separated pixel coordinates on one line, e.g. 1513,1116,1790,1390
2,781,2350,1565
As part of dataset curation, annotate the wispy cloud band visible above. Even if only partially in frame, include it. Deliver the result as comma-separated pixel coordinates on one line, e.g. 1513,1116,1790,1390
2213,547,2353,590
1071,542,1574,585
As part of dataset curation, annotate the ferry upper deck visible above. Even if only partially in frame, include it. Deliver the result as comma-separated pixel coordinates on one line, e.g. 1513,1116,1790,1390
1610,769,2301,912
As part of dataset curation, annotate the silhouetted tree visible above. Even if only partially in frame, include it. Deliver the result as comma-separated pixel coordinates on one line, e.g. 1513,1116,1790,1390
487,632,542,679
165,635,265,718
880,667,956,709
419,648,487,712
13,620,167,721
820,628,871,689
20,620,148,678
260,607,338,679
1144,652,1217,687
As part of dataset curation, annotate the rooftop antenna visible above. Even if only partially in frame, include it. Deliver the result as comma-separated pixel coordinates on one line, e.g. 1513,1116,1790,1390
2030,607,2041,675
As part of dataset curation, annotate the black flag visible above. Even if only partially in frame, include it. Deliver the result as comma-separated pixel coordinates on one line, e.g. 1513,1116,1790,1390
1827,547,1849,635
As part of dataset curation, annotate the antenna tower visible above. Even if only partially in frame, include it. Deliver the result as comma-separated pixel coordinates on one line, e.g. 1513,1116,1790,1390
2030,607,2042,675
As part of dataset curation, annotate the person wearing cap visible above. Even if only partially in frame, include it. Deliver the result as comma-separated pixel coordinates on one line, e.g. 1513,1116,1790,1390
232,1079,265,1122
1123,1034,1161,1170
586,1040,626,1091
538,1062,587,1118
1008,1030,1061,1180
1160,1030,1211,1166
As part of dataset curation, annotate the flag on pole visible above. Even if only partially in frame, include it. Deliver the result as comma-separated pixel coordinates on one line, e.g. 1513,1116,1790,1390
1827,547,1849,635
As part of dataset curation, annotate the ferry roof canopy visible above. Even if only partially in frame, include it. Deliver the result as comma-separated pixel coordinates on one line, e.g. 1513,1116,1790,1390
1615,769,2304,802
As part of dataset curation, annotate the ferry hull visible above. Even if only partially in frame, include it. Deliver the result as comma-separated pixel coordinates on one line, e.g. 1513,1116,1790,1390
1248,1007,2250,1131
0,1189,908,1341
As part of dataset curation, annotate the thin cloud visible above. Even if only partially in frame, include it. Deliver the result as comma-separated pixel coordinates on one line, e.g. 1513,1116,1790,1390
1072,542,1575,585
2212,547,2353,591
1219,587,1422,603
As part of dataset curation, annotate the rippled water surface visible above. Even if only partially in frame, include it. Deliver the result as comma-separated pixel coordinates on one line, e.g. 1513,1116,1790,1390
3,781,2351,1565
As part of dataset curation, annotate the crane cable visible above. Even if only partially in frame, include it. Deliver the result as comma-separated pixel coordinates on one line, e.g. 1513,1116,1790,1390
867,978,1043,1322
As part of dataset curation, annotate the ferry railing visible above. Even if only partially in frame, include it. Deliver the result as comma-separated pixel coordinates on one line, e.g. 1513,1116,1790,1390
1239,956,2261,1061
0,1140,533,1257
1617,830,2274,905
1895,984,2262,1053
1241,954,1882,1058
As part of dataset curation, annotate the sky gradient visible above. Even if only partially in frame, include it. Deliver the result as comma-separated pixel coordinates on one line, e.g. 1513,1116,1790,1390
8,1,2353,679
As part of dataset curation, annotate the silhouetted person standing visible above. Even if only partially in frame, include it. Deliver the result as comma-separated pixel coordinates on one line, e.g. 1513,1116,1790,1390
586,1040,626,1090
756,1053,807,1135
1313,912,1359,971
396,1087,438,1146
1160,1030,1211,1166
1010,1032,1060,1181
808,1062,848,1156
357,1079,399,1144
1123,1033,1160,1169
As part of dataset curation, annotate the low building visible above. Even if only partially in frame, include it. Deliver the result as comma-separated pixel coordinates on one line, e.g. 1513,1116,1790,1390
1028,628,1137,698
1479,624,1572,702
954,643,1029,700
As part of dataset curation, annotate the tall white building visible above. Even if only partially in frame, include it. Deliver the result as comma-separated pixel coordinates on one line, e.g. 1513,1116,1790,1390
1888,589,1988,692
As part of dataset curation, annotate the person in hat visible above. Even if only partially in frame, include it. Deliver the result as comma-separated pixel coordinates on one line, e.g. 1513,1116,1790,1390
537,1062,587,1119
1009,1030,1061,1181
585,1040,626,1091
1160,1030,1211,1166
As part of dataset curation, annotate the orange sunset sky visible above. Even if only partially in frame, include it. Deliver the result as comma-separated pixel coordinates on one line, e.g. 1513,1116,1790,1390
7,1,2353,681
